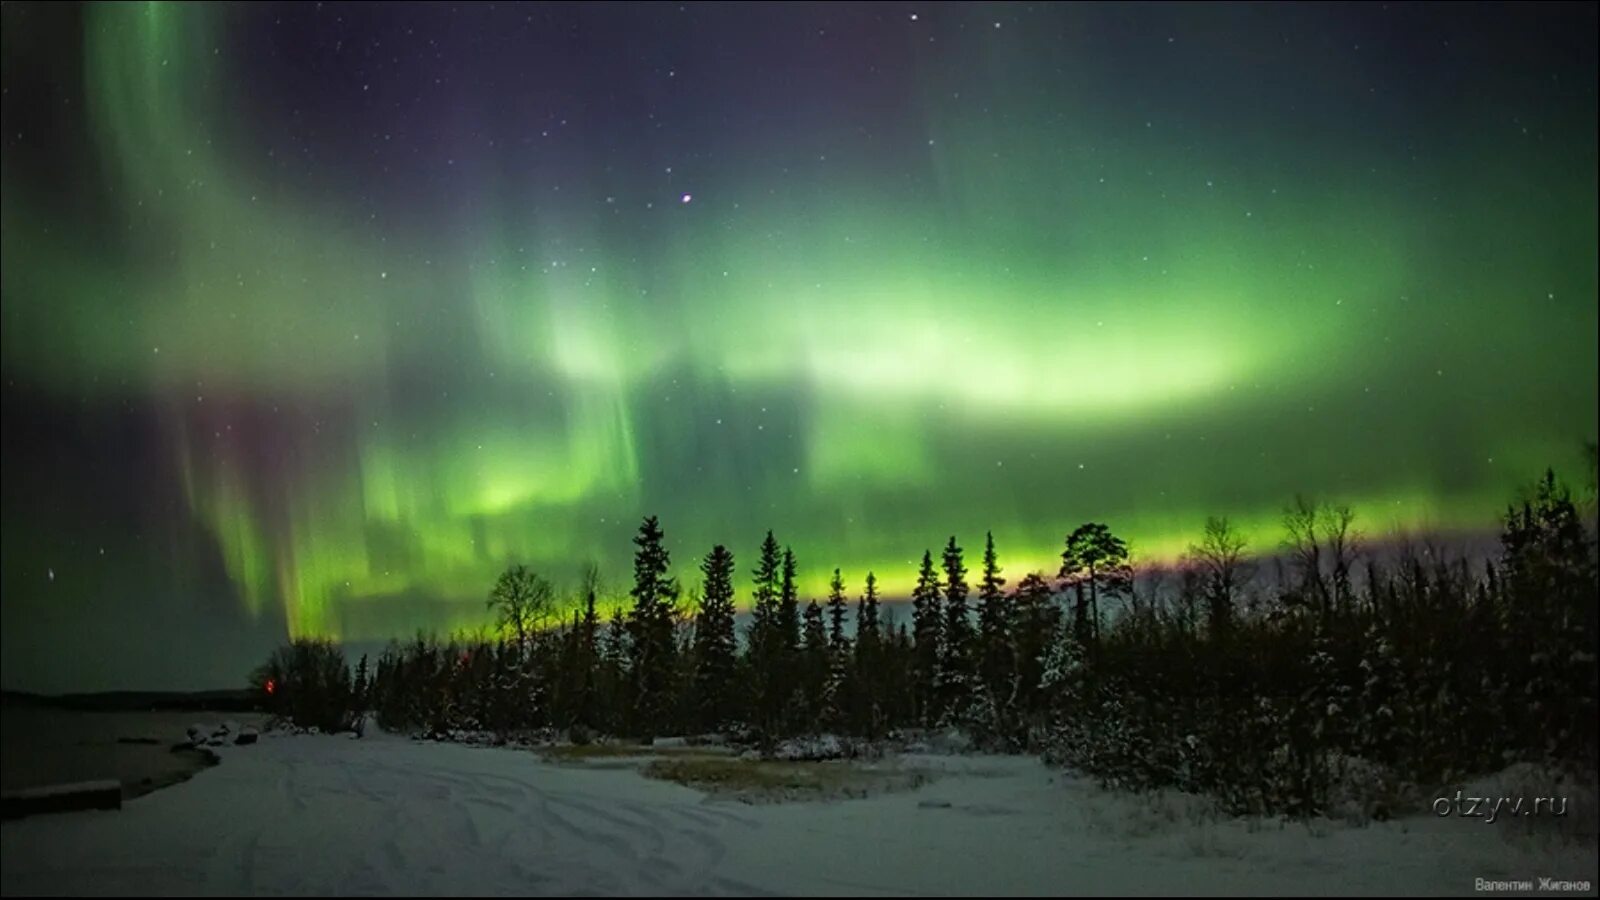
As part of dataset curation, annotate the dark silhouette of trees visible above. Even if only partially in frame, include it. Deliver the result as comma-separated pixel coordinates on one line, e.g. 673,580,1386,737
1282,497,1359,616
853,571,884,737
1059,523,1131,649
1185,516,1252,637
252,639,352,733
938,535,975,726
824,568,852,731
487,564,555,655
626,516,679,741
910,550,945,726
266,463,1598,819
352,652,371,714
692,544,739,732
1009,571,1057,738
975,532,1015,743
800,599,829,731
747,531,785,740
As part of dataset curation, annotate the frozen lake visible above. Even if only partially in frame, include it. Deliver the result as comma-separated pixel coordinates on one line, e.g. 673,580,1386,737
1,706,269,800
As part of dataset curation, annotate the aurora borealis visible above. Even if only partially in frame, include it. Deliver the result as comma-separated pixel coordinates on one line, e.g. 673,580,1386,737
2,2,1596,691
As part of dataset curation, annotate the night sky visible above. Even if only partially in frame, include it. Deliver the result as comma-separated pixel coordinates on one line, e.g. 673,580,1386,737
2,2,1595,692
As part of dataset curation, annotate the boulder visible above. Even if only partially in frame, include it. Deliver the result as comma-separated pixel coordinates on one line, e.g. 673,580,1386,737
234,727,259,746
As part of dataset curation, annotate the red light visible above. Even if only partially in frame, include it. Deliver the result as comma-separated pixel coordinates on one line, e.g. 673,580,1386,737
264,678,276,696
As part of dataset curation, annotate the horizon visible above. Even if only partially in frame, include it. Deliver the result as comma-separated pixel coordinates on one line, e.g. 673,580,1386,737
0,515,1539,695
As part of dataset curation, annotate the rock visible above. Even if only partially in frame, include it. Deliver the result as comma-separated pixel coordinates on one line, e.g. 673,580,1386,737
234,728,259,746
220,720,240,736
186,724,208,744
917,799,953,809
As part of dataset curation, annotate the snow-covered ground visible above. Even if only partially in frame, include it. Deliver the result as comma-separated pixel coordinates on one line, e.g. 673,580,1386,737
2,731,1594,896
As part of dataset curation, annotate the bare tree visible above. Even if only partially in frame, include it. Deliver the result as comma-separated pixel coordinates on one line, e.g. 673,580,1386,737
1326,503,1360,613
487,564,556,656
1186,516,1254,635
1283,495,1328,613
1282,498,1360,618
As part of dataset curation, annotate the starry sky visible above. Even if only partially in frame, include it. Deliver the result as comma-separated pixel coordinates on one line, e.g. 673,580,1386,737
2,2,1596,692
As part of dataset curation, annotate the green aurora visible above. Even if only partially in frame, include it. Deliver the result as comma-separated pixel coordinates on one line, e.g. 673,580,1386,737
2,3,1595,662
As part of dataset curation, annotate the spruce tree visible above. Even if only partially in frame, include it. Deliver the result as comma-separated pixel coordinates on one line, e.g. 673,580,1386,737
801,599,828,732
1009,571,1058,727
574,573,601,732
627,516,680,740
911,550,945,727
778,547,803,732
693,544,739,732
824,569,852,732
826,569,850,654
779,548,802,655
854,571,883,737
601,605,630,734
748,531,785,739
353,652,371,713
939,535,975,725
976,532,1015,741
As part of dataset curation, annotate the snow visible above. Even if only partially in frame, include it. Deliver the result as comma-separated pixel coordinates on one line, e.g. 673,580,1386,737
2,735,1594,896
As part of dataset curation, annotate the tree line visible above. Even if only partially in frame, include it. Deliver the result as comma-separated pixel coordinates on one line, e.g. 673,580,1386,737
254,464,1599,817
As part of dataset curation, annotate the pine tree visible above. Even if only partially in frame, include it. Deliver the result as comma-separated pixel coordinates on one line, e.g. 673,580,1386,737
824,569,852,732
1010,571,1058,728
574,571,601,732
779,547,802,655
1060,523,1132,650
1499,470,1598,763
911,550,945,727
627,516,680,740
352,652,371,713
747,531,785,740
601,605,630,734
801,600,828,732
854,571,884,737
939,536,975,725
693,544,739,732
975,532,1015,743
779,547,804,732
826,569,850,655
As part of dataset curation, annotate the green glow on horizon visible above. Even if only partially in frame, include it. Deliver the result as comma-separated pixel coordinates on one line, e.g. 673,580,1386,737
2,3,1593,640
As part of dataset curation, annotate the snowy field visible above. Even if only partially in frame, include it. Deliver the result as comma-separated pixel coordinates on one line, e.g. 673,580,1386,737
2,730,1595,897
